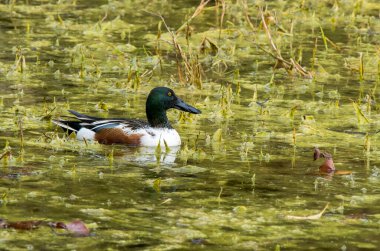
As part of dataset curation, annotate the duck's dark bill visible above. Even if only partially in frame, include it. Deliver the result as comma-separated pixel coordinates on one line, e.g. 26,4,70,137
174,98,201,114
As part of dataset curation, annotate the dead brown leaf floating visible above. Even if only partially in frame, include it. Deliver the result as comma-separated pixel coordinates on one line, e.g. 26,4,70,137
313,148,352,175
314,147,335,173
285,203,329,220
0,219,91,237
0,219,43,230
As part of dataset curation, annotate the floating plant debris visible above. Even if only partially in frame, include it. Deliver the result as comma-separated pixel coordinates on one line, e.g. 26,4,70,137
285,203,329,220
0,219,91,237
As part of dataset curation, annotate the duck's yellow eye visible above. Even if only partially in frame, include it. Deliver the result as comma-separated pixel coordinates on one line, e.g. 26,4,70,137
168,92,172,97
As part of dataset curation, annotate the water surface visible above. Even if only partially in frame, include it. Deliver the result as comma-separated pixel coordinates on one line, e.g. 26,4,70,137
0,0,380,250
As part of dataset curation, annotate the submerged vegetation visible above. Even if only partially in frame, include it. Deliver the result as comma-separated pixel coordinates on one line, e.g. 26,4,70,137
0,0,380,249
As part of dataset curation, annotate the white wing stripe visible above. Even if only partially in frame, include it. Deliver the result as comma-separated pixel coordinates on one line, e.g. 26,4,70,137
92,122,121,130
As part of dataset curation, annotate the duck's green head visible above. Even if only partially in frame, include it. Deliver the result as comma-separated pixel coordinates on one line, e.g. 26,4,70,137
146,87,201,127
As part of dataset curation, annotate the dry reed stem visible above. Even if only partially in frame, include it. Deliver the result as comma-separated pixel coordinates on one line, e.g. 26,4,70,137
260,8,280,57
0,151,11,160
259,8,312,78
146,11,203,88
218,0,226,38
176,0,211,34
156,13,189,82
242,0,255,32
325,36,341,51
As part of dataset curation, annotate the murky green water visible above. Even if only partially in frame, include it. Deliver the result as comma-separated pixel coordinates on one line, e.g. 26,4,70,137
1,0,380,250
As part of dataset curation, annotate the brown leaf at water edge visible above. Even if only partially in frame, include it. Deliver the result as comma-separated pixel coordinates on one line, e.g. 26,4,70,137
319,158,335,173
313,148,335,173
0,219,43,230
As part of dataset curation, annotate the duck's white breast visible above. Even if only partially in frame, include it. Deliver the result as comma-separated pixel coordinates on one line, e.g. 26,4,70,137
76,128,96,141
135,128,181,147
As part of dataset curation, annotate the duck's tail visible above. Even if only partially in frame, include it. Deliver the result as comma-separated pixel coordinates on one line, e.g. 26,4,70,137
52,110,97,134
52,119,82,134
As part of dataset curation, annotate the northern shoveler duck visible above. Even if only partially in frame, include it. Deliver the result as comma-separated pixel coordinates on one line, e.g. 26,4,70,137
53,87,201,147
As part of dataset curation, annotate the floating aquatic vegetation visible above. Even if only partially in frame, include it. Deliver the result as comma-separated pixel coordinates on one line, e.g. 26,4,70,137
172,165,207,174
0,0,380,250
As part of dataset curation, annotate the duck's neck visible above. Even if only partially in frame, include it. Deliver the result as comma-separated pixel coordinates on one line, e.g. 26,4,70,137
146,105,172,128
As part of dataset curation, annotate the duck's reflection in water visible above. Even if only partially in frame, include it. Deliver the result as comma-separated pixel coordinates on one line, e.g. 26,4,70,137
110,146,180,166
